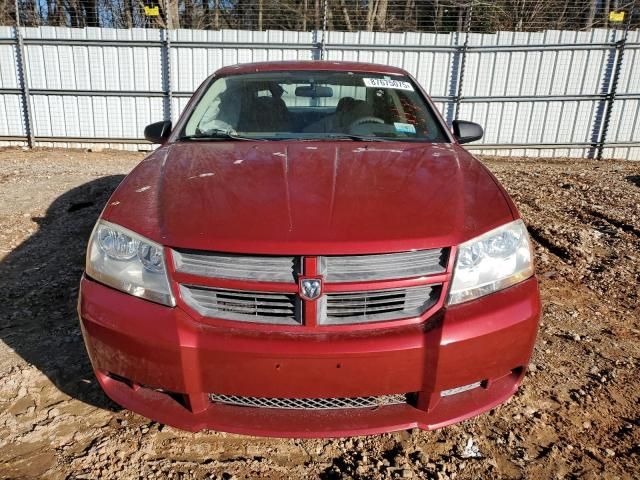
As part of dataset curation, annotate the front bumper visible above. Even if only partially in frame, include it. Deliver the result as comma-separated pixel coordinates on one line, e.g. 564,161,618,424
78,275,540,437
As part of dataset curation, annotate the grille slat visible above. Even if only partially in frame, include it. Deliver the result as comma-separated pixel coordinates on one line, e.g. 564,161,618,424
210,393,408,410
194,300,295,310
320,248,448,282
326,300,408,308
330,256,443,270
196,303,295,315
321,285,441,324
326,300,427,312
180,285,300,325
326,290,405,300
173,250,298,283
193,291,289,303
182,256,293,266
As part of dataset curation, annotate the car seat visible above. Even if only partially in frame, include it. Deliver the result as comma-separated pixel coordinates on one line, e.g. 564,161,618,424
240,96,290,132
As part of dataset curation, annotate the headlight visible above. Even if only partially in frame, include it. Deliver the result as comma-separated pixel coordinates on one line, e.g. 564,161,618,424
448,219,534,305
86,220,175,306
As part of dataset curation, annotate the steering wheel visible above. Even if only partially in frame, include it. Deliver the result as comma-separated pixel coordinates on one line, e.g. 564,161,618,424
348,116,385,130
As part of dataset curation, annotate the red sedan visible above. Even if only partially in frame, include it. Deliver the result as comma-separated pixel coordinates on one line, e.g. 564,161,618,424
78,61,540,437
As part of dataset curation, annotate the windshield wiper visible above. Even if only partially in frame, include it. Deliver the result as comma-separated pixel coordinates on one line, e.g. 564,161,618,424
178,129,265,142
179,130,390,142
325,133,389,142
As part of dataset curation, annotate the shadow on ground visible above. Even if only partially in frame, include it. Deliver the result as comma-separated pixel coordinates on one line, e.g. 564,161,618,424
626,175,640,187
0,175,125,410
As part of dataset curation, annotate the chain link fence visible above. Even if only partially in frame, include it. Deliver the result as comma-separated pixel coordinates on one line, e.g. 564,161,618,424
0,1,639,158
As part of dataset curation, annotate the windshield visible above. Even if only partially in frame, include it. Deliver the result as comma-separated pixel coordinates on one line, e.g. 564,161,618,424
181,71,449,142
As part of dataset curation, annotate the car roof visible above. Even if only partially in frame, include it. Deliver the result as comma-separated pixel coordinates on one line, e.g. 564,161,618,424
215,61,410,77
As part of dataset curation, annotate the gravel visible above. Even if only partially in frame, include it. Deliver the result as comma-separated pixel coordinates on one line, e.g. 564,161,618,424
0,148,638,479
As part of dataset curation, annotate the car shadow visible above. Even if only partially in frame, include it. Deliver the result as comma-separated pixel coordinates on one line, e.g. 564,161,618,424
0,175,125,410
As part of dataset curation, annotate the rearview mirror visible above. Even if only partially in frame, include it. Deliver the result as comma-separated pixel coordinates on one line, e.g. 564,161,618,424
144,120,172,144
295,85,333,98
452,120,483,144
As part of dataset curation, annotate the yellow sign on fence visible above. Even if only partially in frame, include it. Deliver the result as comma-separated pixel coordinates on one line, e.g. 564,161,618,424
144,6,160,17
609,11,625,22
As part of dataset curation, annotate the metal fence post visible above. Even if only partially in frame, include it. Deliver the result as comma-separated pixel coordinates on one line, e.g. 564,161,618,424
14,0,35,148
320,0,328,60
596,9,633,160
446,1,472,125
454,2,473,122
161,10,173,123
312,0,328,61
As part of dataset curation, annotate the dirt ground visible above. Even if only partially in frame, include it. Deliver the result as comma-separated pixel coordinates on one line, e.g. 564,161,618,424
0,147,638,480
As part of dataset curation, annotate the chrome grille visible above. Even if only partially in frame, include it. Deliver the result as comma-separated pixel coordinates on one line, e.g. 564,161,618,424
173,250,298,283
209,393,408,409
320,285,440,324
174,249,447,325
180,285,300,325
320,249,448,282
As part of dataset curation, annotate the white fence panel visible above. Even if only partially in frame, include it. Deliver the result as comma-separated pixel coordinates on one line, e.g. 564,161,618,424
0,25,638,158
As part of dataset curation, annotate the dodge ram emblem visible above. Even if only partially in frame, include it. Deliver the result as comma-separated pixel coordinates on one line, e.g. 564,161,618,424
299,278,322,300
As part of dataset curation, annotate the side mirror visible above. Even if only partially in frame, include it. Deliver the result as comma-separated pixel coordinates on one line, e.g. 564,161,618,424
452,120,483,144
144,120,172,144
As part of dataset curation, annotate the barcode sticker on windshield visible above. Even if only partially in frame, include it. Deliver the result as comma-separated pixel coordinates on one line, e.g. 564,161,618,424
363,78,414,91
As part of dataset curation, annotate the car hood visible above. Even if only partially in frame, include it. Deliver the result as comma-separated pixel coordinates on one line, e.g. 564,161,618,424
103,141,515,254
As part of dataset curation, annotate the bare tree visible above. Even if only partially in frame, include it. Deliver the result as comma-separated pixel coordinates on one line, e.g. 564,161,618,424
6,0,638,32
586,0,597,28
338,0,354,31
367,0,389,31
165,0,179,28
